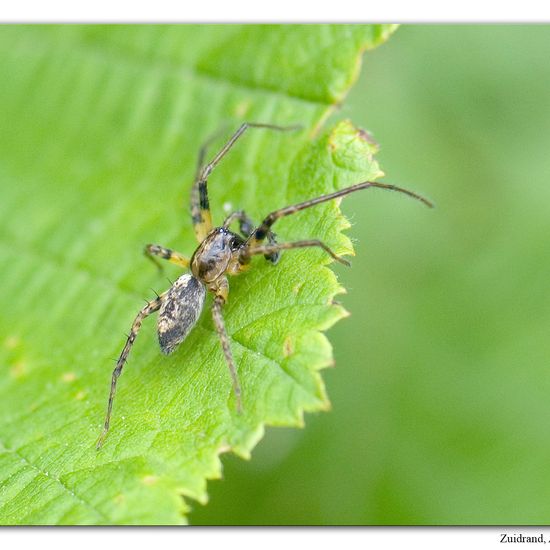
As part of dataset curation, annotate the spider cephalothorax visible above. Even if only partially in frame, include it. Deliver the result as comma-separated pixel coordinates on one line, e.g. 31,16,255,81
96,122,433,449
191,227,245,284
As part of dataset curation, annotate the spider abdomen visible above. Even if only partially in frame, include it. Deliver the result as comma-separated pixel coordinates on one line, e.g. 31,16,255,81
157,274,206,355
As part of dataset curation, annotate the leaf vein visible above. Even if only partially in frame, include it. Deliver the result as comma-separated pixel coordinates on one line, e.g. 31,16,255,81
0,440,109,523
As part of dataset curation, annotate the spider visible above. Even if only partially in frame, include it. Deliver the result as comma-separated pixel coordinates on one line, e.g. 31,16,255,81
96,122,433,449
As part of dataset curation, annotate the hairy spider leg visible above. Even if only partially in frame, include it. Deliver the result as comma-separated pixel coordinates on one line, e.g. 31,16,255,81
246,180,434,253
144,243,190,271
211,286,242,413
193,125,231,183
190,122,301,243
243,181,433,265
246,239,351,266
189,125,231,240
96,293,166,449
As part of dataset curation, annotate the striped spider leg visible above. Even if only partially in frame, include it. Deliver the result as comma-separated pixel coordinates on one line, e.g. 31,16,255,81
242,180,434,264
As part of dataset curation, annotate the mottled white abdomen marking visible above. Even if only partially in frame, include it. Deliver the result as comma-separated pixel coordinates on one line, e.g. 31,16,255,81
157,274,206,355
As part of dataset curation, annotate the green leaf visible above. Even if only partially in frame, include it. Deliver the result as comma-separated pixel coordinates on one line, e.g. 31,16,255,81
0,25,394,524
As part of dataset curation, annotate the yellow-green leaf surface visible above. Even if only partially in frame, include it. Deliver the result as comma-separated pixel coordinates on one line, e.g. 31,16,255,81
0,25,394,524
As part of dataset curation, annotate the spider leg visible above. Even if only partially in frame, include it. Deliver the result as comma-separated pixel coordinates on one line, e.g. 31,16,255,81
190,122,301,243
247,180,434,249
144,244,190,271
223,210,280,263
96,293,166,449
222,209,255,236
244,239,351,266
211,284,242,413
193,125,230,183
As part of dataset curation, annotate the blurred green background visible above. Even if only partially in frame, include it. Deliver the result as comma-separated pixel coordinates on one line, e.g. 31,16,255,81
2,24,549,526
191,25,550,524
